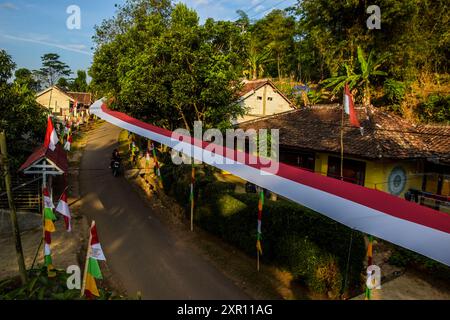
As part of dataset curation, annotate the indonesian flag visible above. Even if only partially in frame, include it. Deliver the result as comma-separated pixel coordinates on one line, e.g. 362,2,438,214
64,135,72,151
43,187,56,277
343,83,361,128
56,191,71,231
84,221,106,298
65,122,71,135
44,116,59,151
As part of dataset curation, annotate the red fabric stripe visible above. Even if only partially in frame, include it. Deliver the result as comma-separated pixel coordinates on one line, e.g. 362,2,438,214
44,117,54,149
44,231,51,244
64,216,70,230
100,104,450,234
90,224,100,245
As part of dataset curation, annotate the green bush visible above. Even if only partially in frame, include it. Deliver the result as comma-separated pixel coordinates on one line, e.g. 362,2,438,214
194,189,365,295
389,247,450,281
383,79,406,113
276,235,342,298
416,93,450,123
0,268,117,300
163,167,366,296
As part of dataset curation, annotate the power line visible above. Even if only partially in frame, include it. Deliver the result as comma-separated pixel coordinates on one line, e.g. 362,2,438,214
248,0,293,20
232,0,271,21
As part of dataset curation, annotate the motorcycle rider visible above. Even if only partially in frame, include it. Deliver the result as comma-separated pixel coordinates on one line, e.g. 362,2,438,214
110,148,121,169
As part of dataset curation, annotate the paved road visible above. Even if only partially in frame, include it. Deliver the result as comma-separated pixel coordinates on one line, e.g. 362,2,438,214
79,122,248,299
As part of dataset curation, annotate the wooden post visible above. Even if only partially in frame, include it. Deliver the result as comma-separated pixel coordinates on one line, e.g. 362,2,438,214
80,220,95,297
190,163,195,232
0,131,28,284
257,251,260,272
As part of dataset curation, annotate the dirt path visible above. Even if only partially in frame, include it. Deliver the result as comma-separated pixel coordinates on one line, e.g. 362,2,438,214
78,122,249,299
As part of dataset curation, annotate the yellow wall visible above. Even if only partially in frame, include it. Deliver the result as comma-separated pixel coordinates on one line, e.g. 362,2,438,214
314,152,425,197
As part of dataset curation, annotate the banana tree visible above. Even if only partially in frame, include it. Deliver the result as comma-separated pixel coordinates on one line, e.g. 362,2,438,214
322,46,389,107
243,41,273,80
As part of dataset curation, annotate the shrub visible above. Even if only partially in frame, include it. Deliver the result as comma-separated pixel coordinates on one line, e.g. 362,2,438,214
163,168,366,296
276,235,342,298
389,247,450,281
416,93,450,123
194,189,365,295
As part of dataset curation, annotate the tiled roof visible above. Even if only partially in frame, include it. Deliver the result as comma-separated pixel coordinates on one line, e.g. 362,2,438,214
18,143,68,173
67,92,92,105
238,79,271,97
238,104,450,161
238,79,294,107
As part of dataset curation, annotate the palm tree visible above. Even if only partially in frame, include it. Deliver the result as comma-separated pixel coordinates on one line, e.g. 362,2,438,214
243,41,273,80
323,46,389,107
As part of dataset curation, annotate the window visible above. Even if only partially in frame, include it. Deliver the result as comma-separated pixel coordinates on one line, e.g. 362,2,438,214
280,150,315,172
267,97,273,101
257,96,262,100
327,156,366,185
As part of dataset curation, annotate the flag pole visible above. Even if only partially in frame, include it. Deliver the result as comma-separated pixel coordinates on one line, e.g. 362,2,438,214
81,220,95,297
190,161,195,232
257,250,260,272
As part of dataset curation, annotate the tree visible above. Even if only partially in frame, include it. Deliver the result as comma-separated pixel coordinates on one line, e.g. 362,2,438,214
0,50,47,169
243,41,272,80
323,47,388,107
70,70,88,92
14,68,40,91
90,2,246,131
251,10,296,79
36,53,71,88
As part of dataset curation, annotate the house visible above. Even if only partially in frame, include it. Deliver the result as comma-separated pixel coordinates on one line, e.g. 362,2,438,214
238,104,450,212
36,85,92,119
233,79,295,124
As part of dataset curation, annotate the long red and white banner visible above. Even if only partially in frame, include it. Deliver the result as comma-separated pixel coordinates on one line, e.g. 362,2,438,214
91,99,450,266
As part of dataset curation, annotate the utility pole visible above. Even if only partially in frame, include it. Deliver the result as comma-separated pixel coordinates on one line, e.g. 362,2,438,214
0,131,28,285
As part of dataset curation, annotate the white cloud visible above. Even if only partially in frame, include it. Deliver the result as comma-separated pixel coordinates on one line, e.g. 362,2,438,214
254,5,264,13
0,2,18,10
194,0,209,6
2,34,93,56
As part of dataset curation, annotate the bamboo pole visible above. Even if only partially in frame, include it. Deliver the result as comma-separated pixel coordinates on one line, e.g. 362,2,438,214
0,131,28,284
80,220,95,297
190,163,195,232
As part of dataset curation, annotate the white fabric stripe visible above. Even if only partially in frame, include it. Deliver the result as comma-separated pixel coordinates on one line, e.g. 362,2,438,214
90,243,106,261
344,95,350,114
257,220,262,234
49,129,58,151
91,100,450,266
56,200,70,218
44,195,54,209
44,243,51,256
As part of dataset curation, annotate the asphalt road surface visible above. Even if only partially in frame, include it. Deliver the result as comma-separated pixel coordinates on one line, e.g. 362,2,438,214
79,122,248,299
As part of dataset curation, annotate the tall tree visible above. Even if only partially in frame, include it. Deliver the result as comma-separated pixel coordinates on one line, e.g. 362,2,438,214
37,53,71,88
0,50,47,169
70,70,88,92
251,10,296,79
90,2,246,131
14,68,40,92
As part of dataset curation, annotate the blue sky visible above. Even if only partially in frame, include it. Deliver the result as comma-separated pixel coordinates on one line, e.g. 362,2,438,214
0,0,297,78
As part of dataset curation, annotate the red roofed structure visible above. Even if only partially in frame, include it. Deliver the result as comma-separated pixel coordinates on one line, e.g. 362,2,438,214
19,143,68,175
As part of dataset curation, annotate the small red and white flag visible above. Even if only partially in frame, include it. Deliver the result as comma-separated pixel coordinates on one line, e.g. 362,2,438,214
64,135,72,151
56,190,71,232
343,83,361,128
44,116,59,151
